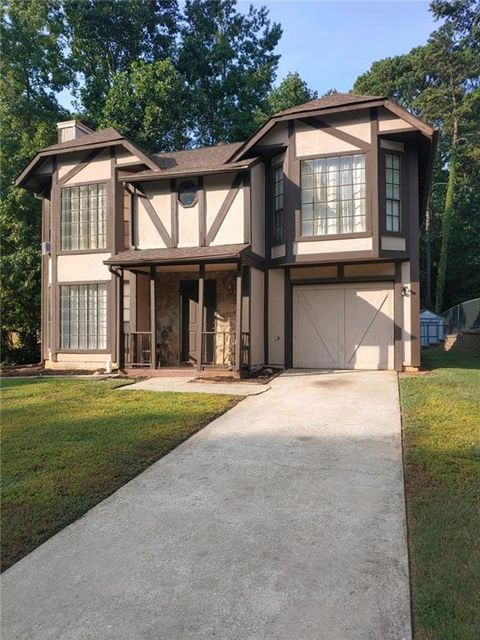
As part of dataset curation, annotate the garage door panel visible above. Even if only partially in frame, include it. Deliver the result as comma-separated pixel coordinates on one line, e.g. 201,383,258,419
293,283,394,370
344,289,394,370
293,288,341,368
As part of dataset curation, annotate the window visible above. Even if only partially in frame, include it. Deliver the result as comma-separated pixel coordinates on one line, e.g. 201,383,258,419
61,183,106,251
178,181,197,207
385,153,401,232
60,284,107,350
273,165,284,243
300,154,366,236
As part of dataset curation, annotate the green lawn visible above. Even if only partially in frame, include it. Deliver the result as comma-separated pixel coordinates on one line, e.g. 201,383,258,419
400,349,480,639
0,378,238,571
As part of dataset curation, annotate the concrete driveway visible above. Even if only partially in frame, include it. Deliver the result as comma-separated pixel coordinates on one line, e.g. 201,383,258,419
1,370,411,640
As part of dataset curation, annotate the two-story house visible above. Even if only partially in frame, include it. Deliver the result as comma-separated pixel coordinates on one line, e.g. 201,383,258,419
16,94,437,373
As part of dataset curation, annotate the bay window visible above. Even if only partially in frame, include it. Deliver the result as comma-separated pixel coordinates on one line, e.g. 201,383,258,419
61,183,106,250
60,283,107,350
300,154,366,236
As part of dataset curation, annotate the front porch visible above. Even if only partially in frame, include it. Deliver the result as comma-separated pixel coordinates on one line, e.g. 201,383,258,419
117,262,250,372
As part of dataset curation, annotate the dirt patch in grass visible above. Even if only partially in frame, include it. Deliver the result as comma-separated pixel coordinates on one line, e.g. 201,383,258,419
1,378,239,571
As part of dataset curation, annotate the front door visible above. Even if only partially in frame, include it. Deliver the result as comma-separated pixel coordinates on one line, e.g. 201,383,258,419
180,280,216,365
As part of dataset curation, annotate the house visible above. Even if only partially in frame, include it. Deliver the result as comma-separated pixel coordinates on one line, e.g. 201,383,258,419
16,94,437,373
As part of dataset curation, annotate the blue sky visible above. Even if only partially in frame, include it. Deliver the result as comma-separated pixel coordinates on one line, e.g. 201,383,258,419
242,0,437,94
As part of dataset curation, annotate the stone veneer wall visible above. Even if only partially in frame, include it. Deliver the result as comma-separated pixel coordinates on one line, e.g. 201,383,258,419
155,270,237,366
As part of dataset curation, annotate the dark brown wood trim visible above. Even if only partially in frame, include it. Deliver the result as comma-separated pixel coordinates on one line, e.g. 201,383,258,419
285,121,297,263
264,268,269,364
235,265,243,370
197,264,205,371
137,189,172,247
369,108,380,258
58,148,103,186
293,249,374,264
295,231,372,243
243,170,251,244
170,179,178,247
394,262,403,372
117,268,124,368
150,266,157,369
264,158,274,259
198,176,206,246
284,267,292,368
291,274,395,286
298,117,370,151
206,172,242,245
121,139,160,172
130,271,137,332
384,99,435,138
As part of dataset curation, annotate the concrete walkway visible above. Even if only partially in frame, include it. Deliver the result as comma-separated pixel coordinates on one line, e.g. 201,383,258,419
1,370,411,640
120,376,270,396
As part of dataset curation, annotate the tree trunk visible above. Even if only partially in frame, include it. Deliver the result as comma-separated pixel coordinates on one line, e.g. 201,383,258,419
435,155,457,313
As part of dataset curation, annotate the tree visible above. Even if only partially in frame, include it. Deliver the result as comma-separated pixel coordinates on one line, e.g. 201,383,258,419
255,71,317,126
64,0,179,126
1,0,70,363
100,60,188,153
178,0,282,145
353,0,480,312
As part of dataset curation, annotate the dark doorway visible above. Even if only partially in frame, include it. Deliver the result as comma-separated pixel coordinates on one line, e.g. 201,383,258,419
180,280,216,365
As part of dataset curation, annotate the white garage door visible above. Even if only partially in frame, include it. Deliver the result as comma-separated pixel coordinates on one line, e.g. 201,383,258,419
293,283,394,370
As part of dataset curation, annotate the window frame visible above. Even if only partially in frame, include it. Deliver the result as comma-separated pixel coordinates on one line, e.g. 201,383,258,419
59,181,108,254
379,148,406,237
272,162,284,245
177,181,198,208
295,151,371,242
58,281,110,353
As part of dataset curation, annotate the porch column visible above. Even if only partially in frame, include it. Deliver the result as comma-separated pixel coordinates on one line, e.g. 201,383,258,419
235,264,243,371
117,267,124,369
197,265,205,372
150,266,157,369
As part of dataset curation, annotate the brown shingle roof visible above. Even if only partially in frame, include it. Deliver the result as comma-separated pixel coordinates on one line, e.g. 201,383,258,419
153,142,243,171
275,93,385,117
104,244,250,266
42,127,124,152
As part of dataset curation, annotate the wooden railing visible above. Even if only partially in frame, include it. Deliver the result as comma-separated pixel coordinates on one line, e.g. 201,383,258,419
201,331,250,368
124,332,152,367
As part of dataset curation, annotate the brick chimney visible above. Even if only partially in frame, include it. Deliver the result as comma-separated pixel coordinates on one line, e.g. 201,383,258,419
56,120,93,144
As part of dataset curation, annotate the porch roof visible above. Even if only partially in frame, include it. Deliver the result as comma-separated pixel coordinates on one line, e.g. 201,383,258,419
104,243,250,267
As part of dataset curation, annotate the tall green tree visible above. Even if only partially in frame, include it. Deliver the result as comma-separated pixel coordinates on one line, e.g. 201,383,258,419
354,0,480,312
255,71,317,126
1,0,70,363
64,0,179,126
100,59,188,152
178,0,282,145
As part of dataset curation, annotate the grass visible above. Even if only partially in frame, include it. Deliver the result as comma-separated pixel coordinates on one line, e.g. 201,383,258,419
400,349,480,639
0,377,238,571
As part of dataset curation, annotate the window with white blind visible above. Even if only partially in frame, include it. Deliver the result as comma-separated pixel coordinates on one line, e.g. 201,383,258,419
273,165,284,243
61,183,106,250
300,154,366,236
385,153,401,232
60,284,107,350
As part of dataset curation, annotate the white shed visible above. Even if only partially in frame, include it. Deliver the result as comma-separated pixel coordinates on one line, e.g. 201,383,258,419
420,309,444,346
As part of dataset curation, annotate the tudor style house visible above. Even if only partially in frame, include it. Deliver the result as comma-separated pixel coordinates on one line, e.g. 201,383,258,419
16,94,436,373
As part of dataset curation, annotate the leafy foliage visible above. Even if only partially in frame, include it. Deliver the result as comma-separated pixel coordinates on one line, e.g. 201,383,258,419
1,0,69,363
354,0,480,311
254,71,318,127
177,0,282,145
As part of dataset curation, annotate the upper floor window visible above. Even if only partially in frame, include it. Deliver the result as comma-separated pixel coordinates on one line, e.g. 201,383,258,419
300,154,366,236
178,181,197,207
61,183,106,251
273,165,284,243
385,153,401,232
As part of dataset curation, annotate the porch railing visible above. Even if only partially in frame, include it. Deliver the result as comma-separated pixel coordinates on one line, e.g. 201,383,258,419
201,331,250,369
124,332,152,367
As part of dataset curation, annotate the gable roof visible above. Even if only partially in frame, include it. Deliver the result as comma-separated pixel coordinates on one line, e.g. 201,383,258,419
274,93,384,117
41,127,124,152
153,142,244,172
227,93,436,162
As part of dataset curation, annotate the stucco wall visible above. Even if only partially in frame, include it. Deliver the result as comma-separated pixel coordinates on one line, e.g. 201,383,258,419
56,253,111,282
